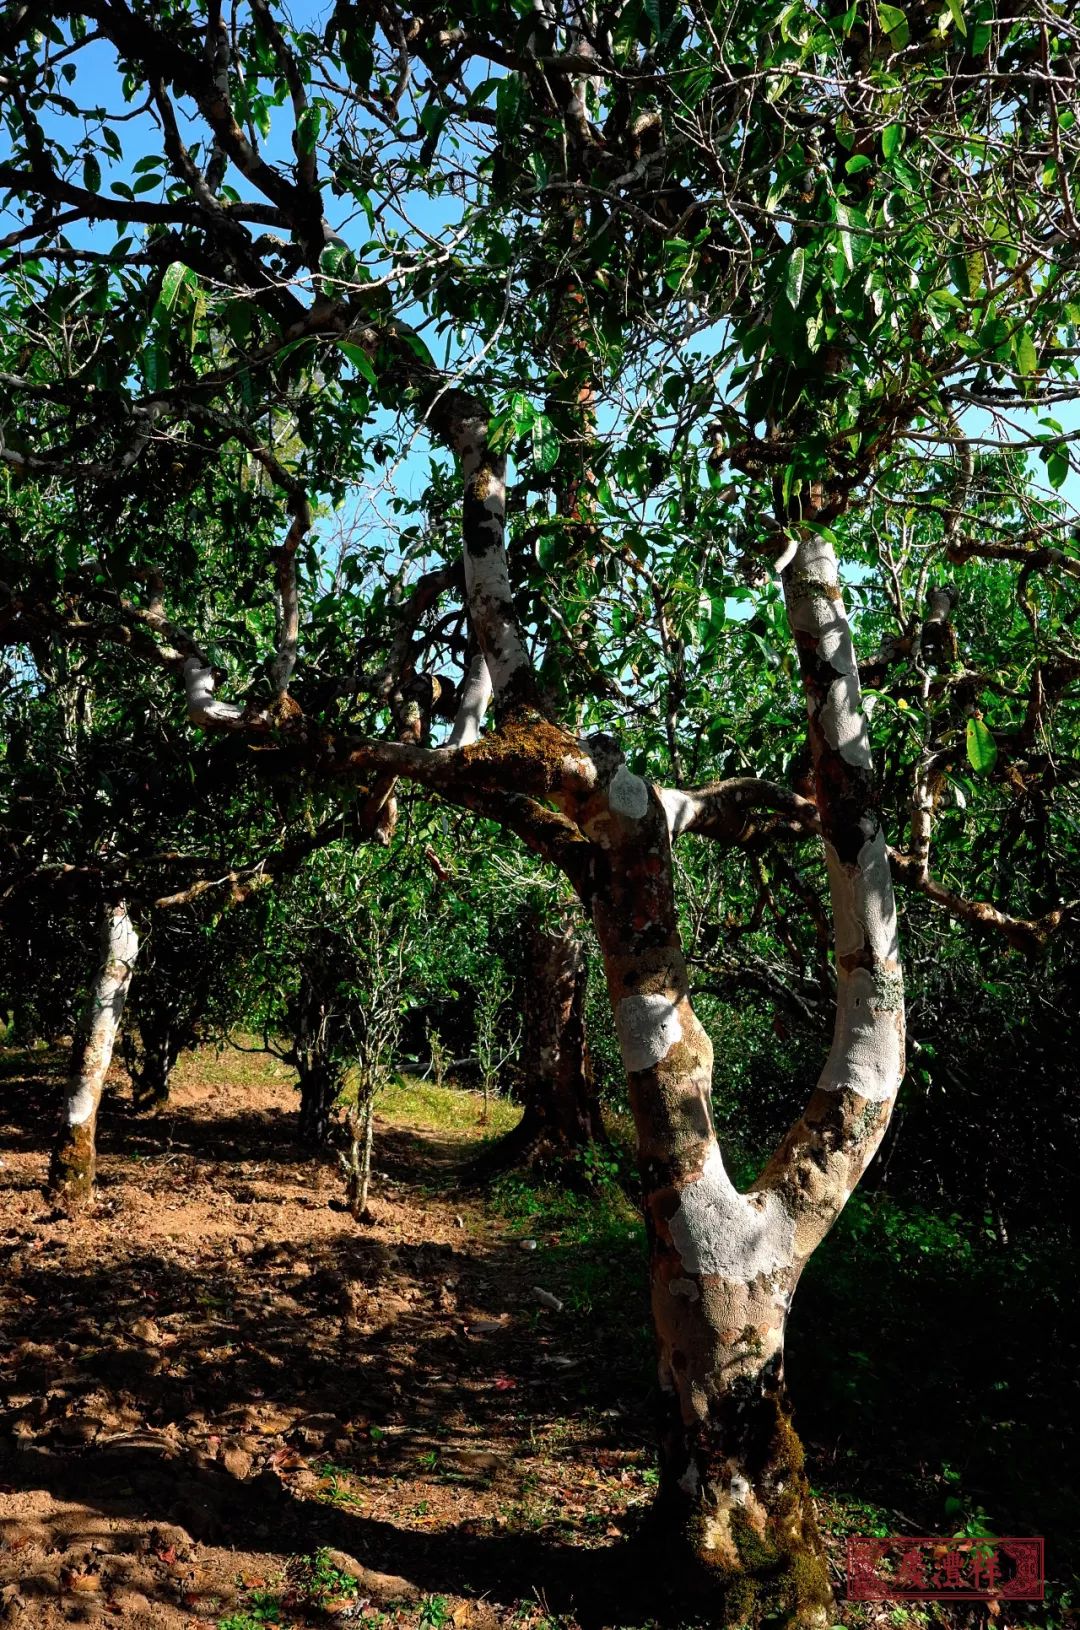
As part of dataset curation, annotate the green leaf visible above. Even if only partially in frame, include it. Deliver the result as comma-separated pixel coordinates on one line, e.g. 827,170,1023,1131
834,203,854,272
882,124,903,158
944,0,967,34
320,243,355,278
487,409,514,454
1014,331,1039,376
142,343,168,392
845,154,872,174
785,247,806,308
531,414,560,473
510,393,536,435
966,716,997,774
400,330,434,367
82,153,101,194
875,2,909,42
296,104,322,155
158,261,191,314
1045,446,1069,490
337,341,377,388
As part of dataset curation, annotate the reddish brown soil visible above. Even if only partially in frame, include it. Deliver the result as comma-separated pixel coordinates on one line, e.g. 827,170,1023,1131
0,1048,658,1630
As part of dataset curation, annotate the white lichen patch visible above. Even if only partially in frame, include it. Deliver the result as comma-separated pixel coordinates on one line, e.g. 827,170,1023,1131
183,657,216,712
678,1462,701,1496
698,1508,740,1570
817,621,857,675
614,993,683,1072
455,417,489,470
856,830,900,961
668,1277,700,1301
817,967,903,1102
823,841,861,957
66,1081,97,1126
824,832,900,961
609,765,649,820
668,1146,795,1281
819,677,872,769
660,786,697,837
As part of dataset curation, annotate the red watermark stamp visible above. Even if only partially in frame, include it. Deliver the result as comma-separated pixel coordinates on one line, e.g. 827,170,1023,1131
847,1536,1045,1601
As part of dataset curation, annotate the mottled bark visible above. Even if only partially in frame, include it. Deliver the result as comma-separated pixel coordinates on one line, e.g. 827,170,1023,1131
446,651,493,746
497,911,606,1170
571,532,904,1624
48,900,139,1211
448,411,543,720
579,751,826,1620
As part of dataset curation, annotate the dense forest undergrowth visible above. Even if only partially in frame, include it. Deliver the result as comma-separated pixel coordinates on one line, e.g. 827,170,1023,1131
0,1045,1073,1630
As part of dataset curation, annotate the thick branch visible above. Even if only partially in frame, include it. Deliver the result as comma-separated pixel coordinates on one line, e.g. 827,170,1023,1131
661,778,819,844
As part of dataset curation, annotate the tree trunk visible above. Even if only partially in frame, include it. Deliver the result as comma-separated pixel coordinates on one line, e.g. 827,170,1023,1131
587,816,830,1622
358,1095,374,1215
48,900,139,1211
494,911,606,1172
573,532,904,1624
130,1015,176,1111
297,1062,339,1146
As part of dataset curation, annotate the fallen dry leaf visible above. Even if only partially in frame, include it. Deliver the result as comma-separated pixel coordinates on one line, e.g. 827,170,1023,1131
63,1571,102,1593
269,1445,304,1471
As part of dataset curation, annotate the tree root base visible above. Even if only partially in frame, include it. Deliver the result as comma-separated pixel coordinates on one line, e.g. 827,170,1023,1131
634,1498,832,1629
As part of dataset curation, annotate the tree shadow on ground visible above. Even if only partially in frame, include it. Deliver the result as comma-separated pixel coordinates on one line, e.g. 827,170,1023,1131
2,1045,1074,1620
2,1439,673,1626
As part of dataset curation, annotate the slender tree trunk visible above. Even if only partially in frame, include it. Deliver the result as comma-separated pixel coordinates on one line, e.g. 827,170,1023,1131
343,1095,375,1219
358,1096,374,1216
574,533,904,1625
48,900,139,1211
491,911,606,1172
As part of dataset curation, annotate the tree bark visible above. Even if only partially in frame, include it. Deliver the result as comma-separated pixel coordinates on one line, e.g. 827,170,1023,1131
129,1013,177,1110
297,1061,340,1146
48,900,139,1211
496,910,606,1171
291,963,342,1147
570,533,904,1625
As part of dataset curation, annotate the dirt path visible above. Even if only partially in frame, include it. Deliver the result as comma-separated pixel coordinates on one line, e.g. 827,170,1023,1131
0,1048,659,1629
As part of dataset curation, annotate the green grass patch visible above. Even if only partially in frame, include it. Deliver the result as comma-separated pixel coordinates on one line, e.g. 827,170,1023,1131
489,1162,646,1327
377,1072,521,1137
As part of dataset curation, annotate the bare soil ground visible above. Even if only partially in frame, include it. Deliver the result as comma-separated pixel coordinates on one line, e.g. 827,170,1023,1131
1,1046,993,1630
0,1047,669,1630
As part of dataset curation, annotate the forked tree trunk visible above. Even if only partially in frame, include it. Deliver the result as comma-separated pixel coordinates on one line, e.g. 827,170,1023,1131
576,534,904,1626
504,911,606,1169
48,900,140,1211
